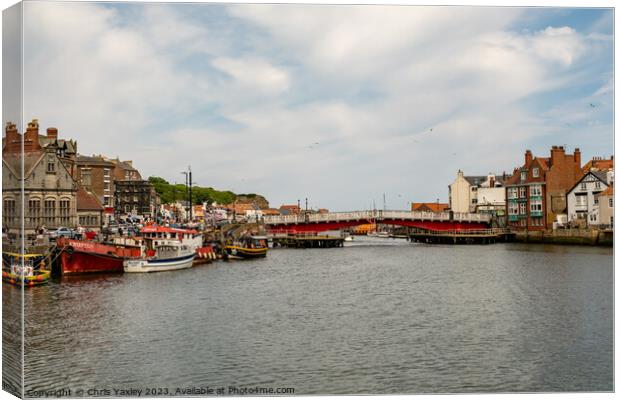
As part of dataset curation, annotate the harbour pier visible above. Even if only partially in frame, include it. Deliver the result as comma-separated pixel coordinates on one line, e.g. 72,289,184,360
408,228,516,245
271,233,344,248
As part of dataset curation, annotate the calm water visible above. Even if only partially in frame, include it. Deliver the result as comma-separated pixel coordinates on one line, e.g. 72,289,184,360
4,238,614,395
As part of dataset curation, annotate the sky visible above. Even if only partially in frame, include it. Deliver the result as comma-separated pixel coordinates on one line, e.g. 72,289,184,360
3,2,614,211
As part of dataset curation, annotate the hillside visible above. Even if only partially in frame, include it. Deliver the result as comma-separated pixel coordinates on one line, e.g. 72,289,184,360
148,176,269,207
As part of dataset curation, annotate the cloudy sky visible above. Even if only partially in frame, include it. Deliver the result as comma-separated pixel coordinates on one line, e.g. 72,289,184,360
5,2,614,210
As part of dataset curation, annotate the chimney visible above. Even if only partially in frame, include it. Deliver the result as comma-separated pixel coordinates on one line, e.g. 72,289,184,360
574,147,581,168
525,149,532,166
23,119,41,152
46,127,58,139
550,145,564,167
3,122,20,154
502,171,506,180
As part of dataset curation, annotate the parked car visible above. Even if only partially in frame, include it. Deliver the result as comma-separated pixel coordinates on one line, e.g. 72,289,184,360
49,227,77,239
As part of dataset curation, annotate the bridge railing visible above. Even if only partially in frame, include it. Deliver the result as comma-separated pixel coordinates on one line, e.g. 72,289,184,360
263,210,491,225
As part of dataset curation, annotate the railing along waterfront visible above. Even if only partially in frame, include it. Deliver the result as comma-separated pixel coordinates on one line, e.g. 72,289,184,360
263,210,491,225
410,228,511,236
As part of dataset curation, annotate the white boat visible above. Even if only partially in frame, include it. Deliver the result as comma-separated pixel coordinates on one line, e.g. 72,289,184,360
344,235,354,242
124,244,195,273
124,226,202,273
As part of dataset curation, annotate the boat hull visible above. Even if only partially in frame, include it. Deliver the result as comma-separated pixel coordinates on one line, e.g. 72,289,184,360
124,253,195,273
224,246,268,259
58,239,141,275
2,270,50,286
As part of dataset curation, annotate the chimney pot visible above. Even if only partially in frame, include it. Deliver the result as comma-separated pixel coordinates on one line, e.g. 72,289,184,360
46,127,58,139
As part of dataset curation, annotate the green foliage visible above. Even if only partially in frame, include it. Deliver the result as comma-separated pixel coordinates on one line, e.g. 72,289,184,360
148,176,238,205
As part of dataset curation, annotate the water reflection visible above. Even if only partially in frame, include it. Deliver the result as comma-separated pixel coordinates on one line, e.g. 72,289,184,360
12,240,613,394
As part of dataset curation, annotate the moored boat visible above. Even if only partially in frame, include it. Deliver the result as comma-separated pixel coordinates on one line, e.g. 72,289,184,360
2,253,50,286
224,235,268,259
124,226,202,273
57,237,143,275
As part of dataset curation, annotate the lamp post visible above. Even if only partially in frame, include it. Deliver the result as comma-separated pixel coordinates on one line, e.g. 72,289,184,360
181,171,189,221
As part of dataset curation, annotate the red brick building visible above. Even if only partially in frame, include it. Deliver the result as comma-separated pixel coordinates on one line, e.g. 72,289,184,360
504,146,582,230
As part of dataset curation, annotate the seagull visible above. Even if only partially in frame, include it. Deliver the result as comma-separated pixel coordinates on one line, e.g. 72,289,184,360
429,128,433,132
590,103,597,108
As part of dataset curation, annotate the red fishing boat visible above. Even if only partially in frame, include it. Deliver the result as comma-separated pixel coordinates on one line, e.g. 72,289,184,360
57,237,143,275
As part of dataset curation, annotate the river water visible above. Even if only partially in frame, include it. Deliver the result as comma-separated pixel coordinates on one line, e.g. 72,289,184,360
4,238,614,395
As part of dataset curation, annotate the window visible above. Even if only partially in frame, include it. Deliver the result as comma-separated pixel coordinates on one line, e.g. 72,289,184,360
103,168,110,179
519,187,526,198
471,187,477,192
594,198,599,205
103,196,110,207
575,194,587,207
530,185,542,197
59,199,71,225
595,181,601,189
609,198,613,208
81,168,92,186
44,199,56,224
519,203,526,215
581,182,587,190
3,199,16,225
532,168,539,178
46,156,56,173
28,199,41,227
520,171,527,181
508,188,518,199
104,182,111,192
530,199,543,213
509,203,518,215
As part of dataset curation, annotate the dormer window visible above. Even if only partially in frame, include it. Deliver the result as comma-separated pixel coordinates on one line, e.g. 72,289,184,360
532,168,539,178
520,171,527,181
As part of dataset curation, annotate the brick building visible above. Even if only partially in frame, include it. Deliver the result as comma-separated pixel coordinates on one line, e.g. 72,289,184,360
2,120,78,240
76,155,117,208
114,180,159,218
504,146,582,231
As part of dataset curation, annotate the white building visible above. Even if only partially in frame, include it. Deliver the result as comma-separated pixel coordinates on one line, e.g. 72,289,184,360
449,171,510,214
594,185,613,227
566,171,610,225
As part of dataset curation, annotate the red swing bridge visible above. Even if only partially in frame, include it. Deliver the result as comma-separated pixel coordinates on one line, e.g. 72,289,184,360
263,210,491,234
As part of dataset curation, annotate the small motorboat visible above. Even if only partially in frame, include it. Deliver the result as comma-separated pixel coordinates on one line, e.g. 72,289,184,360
2,252,50,287
224,235,268,259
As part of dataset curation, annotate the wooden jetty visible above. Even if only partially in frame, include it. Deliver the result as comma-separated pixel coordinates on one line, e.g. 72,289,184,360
271,233,344,248
409,228,515,245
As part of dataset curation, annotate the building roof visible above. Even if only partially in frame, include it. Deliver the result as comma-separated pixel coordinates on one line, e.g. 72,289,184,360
411,202,449,212
582,157,614,173
280,204,301,210
77,187,104,211
262,208,281,215
464,176,487,186
596,185,613,197
77,154,116,167
567,170,609,194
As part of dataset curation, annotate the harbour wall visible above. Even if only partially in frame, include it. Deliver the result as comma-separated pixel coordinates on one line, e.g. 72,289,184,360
515,229,613,247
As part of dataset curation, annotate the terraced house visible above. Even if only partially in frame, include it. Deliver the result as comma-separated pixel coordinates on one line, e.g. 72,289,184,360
504,146,582,231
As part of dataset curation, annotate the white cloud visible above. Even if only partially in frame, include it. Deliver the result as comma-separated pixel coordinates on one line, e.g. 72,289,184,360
212,57,290,94
16,3,612,210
